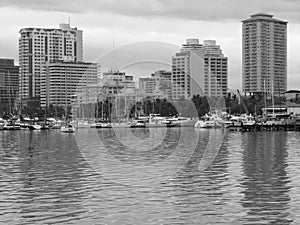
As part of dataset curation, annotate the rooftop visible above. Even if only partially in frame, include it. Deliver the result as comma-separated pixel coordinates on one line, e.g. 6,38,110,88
242,12,288,24
0,58,15,66
285,90,300,94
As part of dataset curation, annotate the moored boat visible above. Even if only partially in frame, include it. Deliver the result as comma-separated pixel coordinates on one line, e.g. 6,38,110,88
3,120,21,130
60,124,75,133
194,120,222,129
28,124,42,130
130,120,146,128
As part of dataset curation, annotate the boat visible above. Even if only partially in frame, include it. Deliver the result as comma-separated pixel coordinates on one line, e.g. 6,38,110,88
76,120,91,129
90,121,112,128
162,116,195,127
3,120,21,130
40,123,50,130
230,114,256,126
60,123,75,133
263,116,279,126
165,120,181,128
50,120,63,129
194,114,226,129
194,120,222,128
60,80,75,133
28,124,42,130
130,120,146,128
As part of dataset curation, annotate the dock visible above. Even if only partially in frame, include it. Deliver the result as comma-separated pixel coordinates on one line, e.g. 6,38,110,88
228,123,300,132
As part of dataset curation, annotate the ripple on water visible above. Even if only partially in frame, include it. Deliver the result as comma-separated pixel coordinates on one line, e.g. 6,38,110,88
0,129,299,224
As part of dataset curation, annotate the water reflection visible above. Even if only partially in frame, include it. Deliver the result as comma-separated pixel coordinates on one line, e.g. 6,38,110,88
170,130,231,224
97,128,179,164
240,132,292,224
0,131,89,224
1,129,300,224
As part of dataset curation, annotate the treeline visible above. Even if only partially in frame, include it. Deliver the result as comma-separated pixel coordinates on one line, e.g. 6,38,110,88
9,93,287,120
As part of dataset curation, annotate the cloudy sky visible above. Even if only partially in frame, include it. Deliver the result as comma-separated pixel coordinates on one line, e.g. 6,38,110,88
0,0,299,90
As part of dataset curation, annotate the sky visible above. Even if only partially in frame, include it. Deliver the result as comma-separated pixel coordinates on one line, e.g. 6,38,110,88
0,0,299,90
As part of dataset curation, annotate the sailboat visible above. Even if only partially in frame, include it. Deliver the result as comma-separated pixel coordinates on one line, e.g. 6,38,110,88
60,70,75,133
60,122,75,133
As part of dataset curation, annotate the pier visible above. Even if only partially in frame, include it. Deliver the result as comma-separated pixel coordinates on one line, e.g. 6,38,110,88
228,123,300,132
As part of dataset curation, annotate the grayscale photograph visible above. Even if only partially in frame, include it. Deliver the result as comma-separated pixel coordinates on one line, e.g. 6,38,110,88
0,0,299,224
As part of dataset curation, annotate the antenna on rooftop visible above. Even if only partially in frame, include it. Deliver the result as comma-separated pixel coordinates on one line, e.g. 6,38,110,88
68,16,71,26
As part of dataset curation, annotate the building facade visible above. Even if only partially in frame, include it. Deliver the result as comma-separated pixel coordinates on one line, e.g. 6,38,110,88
203,40,228,97
72,70,137,119
172,39,227,99
0,59,19,114
172,39,205,99
242,13,287,95
40,61,99,108
19,23,83,106
139,70,172,99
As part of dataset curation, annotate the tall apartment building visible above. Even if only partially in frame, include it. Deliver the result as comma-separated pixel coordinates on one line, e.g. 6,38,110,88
139,70,172,99
172,39,205,99
172,39,227,99
203,40,228,97
40,61,99,108
19,23,83,107
242,13,287,95
0,59,19,113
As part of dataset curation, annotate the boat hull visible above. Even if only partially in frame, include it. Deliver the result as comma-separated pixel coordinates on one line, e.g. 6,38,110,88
60,126,75,133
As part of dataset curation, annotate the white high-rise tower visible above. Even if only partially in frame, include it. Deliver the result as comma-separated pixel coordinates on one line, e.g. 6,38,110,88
19,23,83,106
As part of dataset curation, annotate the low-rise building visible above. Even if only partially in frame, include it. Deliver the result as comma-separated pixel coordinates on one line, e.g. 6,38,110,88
72,69,138,119
139,70,172,99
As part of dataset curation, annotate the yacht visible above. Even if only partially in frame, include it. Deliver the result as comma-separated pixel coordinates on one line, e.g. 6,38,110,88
130,120,146,128
162,116,195,127
194,119,222,129
3,120,21,130
194,114,227,129
91,121,112,128
60,123,75,133
76,120,91,129
230,114,256,126
28,124,42,130
50,120,63,129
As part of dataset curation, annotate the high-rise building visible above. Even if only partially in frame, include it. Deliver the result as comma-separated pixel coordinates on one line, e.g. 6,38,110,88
172,39,227,99
172,39,205,99
0,59,19,114
40,61,99,108
242,13,287,95
203,40,228,97
19,23,83,107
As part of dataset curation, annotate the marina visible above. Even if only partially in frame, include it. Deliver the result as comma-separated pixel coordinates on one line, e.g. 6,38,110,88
2,111,300,133
0,3,299,224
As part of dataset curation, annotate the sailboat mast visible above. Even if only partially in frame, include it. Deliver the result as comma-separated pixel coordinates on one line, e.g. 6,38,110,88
272,79,275,116
7,70,12,115
278,79,281,113
65,68,67,124
264,78,267,113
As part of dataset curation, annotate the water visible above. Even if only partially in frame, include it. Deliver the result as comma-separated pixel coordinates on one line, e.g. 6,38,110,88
0,128,300,224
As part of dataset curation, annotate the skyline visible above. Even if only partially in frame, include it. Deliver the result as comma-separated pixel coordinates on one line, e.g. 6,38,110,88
0,1,299,90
